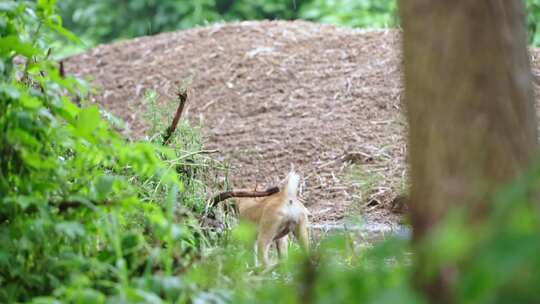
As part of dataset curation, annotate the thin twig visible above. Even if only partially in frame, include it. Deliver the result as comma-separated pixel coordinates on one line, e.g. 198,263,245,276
164,149,219,163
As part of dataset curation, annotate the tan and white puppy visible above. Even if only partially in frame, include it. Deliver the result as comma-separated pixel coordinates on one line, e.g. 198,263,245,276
232,171,309,267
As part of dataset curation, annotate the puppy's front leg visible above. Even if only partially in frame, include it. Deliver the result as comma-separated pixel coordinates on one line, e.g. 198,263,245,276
257,216,281,268
256,236,272,268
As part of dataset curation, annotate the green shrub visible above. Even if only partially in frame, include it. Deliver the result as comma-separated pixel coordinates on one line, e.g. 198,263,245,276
0,1,214,301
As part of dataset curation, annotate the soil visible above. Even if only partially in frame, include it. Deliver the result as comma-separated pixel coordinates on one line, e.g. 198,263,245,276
66,20,540,232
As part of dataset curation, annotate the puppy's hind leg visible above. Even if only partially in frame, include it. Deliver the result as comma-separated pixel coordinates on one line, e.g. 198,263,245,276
275,235,288,259
294,217,310,252
253,242,259,267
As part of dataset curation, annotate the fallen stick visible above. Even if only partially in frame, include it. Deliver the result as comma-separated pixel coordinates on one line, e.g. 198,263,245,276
210,186,280,208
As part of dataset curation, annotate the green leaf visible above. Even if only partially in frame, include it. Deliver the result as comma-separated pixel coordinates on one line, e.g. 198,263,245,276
72,289,105,304
3,195,39,210
0,36,40,57
0,84,20,99
0,1,20,13
121,232,142,254
64,195,97,211
20,94,43,109
20,149,56,169
45,19,82,44
76,105,101,137
7,128,41,149
30,297,63,304
55,95,80,123
95,175,114,200
55,222,86,239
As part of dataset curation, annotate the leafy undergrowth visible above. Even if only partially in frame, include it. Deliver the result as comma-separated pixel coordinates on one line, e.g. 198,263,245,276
2,1,540,303
0,1,218,302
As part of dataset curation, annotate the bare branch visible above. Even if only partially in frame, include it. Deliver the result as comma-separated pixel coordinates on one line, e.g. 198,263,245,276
52,199,111,213
162,88,188,145
59,60,65,78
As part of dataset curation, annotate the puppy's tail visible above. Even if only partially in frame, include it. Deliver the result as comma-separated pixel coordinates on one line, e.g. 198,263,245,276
284,170,301,198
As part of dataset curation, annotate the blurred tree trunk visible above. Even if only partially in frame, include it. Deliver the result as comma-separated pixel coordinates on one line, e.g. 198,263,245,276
399,0,538,302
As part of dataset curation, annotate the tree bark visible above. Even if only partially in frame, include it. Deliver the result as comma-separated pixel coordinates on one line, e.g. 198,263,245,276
399,0,538,301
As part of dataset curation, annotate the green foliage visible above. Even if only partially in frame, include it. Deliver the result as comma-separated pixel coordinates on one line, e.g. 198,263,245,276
0,1,214,302
527,0,540,46
224,0,307,21
418,166,540,303
58,0,219,45
300,0,397,28
56,0,308,50
55,0,540,52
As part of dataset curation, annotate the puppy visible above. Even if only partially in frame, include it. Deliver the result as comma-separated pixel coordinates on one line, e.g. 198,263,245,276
213,171,310,268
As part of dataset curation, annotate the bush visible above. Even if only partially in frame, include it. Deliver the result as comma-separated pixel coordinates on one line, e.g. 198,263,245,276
0,1,215,301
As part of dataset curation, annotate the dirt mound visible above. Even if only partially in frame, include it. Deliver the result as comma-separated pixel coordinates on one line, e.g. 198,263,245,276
64,20,405,226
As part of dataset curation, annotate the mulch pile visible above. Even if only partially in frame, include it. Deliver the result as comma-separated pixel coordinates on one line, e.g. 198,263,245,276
66,20,540,226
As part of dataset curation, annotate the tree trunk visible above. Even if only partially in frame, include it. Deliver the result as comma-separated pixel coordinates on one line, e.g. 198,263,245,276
399,0,538,301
